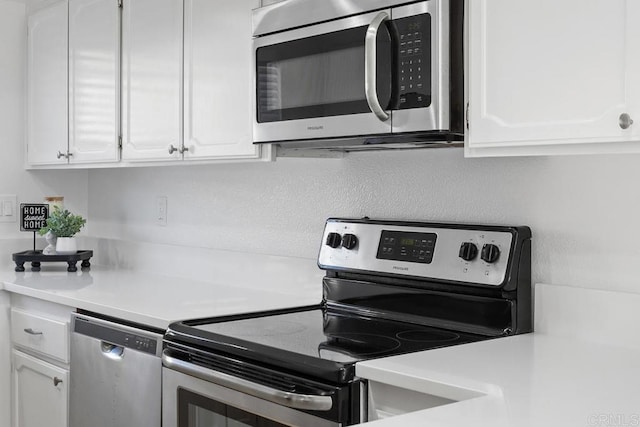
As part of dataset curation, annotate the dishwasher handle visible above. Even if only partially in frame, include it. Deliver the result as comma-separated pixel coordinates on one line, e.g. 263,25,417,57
101,342,125,359
162,351,334,412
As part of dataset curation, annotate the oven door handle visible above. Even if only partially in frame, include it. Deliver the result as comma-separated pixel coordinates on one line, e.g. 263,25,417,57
365,11,390,122
162,351,334,412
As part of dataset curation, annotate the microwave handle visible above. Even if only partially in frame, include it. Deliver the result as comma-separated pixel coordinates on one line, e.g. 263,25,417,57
365,12,390,122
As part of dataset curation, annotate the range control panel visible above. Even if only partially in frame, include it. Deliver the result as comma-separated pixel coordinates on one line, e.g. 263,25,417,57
318,219,515,287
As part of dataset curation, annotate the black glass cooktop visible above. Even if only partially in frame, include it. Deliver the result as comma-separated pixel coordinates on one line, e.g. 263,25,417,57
166,306,486,384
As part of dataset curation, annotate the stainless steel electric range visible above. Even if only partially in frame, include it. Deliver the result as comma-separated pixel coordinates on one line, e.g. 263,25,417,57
162,218,532,427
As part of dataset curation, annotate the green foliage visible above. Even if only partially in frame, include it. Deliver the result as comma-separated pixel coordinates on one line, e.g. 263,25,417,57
38,206,86,238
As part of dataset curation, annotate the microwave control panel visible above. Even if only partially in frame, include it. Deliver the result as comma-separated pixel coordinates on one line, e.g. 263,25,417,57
392,13,431,110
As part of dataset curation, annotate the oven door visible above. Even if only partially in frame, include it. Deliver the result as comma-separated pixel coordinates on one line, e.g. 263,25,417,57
163,359,349,427
253,9,393,143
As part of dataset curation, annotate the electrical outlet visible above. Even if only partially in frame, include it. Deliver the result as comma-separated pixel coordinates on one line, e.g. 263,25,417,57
0,195,17,223
156,196,168,226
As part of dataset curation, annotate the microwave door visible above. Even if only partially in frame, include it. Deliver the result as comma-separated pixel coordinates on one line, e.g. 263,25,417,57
253,10,393,143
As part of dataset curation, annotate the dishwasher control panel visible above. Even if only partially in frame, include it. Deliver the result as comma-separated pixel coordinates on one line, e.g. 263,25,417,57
73,313,161,356
123,333,156,353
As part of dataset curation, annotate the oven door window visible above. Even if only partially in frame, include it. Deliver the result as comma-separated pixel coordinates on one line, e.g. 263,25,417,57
178,388,285,427
256,25,391,123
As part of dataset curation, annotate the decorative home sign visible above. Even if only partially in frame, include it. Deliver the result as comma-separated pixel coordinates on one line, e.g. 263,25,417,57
20,203,49,232
20,203,49,252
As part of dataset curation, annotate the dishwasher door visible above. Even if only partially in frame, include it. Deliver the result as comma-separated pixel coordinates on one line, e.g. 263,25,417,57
70,313,162,427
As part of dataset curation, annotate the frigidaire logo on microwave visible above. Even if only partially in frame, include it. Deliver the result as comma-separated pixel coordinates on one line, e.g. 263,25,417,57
307,126,324,131
393,266,409,272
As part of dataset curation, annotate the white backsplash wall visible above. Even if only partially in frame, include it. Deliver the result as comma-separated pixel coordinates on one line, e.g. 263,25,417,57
0,0,88,241
88,149,640,294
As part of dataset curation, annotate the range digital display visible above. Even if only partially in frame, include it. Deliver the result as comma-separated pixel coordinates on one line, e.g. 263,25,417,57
377,231,437,264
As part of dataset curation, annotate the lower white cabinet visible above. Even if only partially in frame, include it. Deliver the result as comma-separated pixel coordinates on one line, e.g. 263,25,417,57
9,296,72,427
12,350,68,427
0,292,9,427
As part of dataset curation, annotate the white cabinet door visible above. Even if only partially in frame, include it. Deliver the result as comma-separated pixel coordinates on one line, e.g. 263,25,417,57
12,350,68,427
466,0,630,154
68,0,120,163
0,292,9,427
183,0,264,160
26,1,68,166
627,1,640,141
122,0,183,161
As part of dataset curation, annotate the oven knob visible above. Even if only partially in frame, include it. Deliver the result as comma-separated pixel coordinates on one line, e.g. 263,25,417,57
342,234,358,250
326,232,342,248
481,244,500,264
458,242,478,261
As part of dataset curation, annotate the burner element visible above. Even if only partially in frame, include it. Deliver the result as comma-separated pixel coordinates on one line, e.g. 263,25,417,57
396,329,460,343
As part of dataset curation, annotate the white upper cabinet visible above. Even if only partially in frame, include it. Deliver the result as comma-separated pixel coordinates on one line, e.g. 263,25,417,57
121,0,184,161
466,0,639,156
183,0,263,160
26,1,68,166
26,0,270,166
68,0,120,163
627,0,640,142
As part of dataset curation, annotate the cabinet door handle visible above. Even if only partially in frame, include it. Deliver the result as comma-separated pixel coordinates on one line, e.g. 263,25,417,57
168,144,178,155
53,377,63,387
24,328,43,336
179,146,189,154
620,113,634,130
56,151,65,159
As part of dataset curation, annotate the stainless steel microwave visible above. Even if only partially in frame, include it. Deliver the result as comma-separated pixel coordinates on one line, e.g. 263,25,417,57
252,0,464,151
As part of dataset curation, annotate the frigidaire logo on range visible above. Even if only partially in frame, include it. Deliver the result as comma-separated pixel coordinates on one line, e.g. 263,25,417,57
393,266,409,271
307,126,324,131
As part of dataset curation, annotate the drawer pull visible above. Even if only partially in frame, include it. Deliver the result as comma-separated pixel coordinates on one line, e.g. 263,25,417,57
24,328,44,336
53,377,63,387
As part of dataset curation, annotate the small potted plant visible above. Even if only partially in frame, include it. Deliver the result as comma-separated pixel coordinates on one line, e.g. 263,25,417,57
39,207,86,255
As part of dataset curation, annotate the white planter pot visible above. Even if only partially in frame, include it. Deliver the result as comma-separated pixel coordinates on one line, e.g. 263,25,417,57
56,237,77,255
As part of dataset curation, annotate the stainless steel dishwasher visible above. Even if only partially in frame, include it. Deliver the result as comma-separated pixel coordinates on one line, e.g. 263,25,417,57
70,312,162,427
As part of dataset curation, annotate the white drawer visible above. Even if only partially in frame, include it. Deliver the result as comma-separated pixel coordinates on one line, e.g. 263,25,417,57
11,308,70,363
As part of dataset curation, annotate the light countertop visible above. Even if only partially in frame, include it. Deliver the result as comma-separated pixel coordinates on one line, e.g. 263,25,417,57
358,333,640,426
357,284,640,426
0,263,323,330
